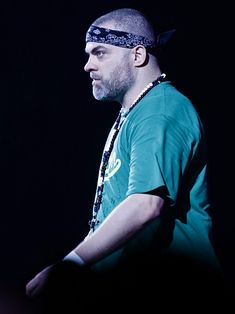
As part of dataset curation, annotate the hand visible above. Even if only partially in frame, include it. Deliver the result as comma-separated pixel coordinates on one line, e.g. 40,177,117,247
26,260,90,299
26,264,54,298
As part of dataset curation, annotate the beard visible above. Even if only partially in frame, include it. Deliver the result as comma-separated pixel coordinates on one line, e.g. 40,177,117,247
92,55,135,102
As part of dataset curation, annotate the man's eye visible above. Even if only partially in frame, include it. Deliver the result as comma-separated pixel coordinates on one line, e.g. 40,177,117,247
96,51,104,57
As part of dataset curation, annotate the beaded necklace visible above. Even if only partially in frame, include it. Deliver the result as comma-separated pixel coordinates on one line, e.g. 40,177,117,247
89,73,167,231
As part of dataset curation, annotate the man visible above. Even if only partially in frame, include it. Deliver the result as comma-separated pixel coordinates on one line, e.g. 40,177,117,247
26,7,225,311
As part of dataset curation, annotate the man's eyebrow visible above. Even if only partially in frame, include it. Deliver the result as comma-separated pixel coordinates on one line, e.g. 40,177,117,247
85,45,108,55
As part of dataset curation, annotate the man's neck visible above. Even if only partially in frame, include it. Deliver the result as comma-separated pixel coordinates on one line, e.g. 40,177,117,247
121,71,162,111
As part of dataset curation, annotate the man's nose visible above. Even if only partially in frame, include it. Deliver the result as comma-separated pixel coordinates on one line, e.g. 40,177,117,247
84,57,97,72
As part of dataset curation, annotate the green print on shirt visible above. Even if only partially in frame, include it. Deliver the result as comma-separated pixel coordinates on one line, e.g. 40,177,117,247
104,151,121,182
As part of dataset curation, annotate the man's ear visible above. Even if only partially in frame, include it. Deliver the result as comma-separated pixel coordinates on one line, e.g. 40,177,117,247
131,45,148,67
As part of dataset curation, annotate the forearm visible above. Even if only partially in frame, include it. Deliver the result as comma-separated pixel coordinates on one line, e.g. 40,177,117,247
74,193,164,264
26,193,164,297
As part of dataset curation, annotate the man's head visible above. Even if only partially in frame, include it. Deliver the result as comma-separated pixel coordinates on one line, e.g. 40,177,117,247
84,8,174,104
85,8,156,49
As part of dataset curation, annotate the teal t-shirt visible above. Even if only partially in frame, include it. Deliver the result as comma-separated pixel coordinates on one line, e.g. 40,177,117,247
92,81,220,273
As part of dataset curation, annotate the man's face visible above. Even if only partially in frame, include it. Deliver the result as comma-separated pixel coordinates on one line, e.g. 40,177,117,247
84,42,136,102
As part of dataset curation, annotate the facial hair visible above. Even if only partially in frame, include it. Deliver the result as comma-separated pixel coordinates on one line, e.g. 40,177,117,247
92,54,135,102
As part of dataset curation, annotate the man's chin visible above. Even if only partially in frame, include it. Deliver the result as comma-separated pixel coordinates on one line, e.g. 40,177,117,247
93,93,110,102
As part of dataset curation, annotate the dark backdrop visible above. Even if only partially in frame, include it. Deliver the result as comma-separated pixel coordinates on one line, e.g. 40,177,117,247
0,1,233,312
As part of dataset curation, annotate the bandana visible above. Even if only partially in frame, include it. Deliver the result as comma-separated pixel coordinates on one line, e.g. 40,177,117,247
85,25,175,49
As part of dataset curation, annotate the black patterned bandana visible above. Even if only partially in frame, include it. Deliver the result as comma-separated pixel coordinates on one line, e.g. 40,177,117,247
85,25,156,49
85,25,176,50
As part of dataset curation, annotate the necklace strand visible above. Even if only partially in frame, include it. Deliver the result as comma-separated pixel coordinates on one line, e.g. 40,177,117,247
89,73,166,231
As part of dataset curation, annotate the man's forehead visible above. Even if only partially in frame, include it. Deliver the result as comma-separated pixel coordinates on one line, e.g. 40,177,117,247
85,42,120,54
85,42,106,51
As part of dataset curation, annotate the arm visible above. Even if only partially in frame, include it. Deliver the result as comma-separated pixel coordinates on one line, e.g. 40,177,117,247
74,193,164,264
26,193,164,297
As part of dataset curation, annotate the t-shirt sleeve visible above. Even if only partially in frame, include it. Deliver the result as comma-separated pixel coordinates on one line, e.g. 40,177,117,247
126,114,196,204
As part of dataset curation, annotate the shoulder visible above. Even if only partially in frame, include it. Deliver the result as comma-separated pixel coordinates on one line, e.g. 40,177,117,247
143,81,196,113
138,81,203,131
124,81,205,143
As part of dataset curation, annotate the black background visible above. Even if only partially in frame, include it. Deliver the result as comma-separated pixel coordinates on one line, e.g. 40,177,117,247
0,1,234,312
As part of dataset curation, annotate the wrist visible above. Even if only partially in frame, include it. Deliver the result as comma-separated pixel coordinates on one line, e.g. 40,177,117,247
63,251,86,266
